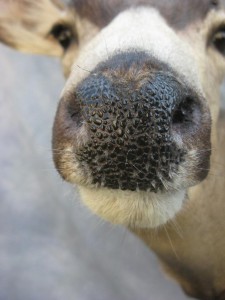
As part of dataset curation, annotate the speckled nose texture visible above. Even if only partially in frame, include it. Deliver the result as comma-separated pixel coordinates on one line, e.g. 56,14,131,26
70,53,199,192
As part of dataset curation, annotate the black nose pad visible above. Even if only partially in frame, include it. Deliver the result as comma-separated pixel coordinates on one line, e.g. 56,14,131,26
68,72,199,192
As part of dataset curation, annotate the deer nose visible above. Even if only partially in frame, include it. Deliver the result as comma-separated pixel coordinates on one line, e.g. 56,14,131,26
59,53,202,192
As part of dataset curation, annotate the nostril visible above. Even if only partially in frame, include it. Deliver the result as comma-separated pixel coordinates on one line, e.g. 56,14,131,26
172,97,193,124
172,96,197,129
66,93,83,126
69,107,80,120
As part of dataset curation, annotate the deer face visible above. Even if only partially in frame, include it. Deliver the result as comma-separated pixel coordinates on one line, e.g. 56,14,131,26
53,0,225,228
1,0,225,228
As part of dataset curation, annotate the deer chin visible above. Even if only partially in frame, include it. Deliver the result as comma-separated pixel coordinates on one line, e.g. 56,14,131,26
78,186,186,228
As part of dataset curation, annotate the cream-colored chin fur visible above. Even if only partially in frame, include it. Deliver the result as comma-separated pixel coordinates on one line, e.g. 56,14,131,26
78,187,186,228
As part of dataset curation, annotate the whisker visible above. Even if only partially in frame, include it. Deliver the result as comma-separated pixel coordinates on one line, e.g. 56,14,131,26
163,225,180,260
170,219,184,239
51,149,73,154
103,35,110,59
76,64,92,74
194,148,213,153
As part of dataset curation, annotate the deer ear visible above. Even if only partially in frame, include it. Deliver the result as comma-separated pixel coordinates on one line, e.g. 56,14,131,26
0,0,75,56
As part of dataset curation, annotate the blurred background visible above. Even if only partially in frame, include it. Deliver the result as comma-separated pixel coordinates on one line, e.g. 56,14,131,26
0,43,196,300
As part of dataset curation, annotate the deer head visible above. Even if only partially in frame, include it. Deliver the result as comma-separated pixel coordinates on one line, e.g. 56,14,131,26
1,0,225,299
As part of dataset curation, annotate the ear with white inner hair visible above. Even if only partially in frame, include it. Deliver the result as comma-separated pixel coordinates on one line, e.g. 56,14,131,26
0,0,75,56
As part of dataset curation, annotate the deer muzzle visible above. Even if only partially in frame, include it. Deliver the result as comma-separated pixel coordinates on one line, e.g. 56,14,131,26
53,51,211,193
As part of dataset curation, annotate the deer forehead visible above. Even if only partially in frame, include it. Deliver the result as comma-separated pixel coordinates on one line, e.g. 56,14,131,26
72,0,220,29
65,8,197,90
62,1,225,99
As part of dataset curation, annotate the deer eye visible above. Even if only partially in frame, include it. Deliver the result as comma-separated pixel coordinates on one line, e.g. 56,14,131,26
50,24,75,50
212,28,225,55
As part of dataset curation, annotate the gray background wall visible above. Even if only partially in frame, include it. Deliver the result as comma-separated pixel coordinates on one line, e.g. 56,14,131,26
0,43,199,300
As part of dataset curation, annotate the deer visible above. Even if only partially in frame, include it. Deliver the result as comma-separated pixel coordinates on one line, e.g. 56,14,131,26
0,0,225,299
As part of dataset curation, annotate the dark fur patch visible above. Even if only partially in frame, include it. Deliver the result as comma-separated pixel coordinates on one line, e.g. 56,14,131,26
70,0,221,29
